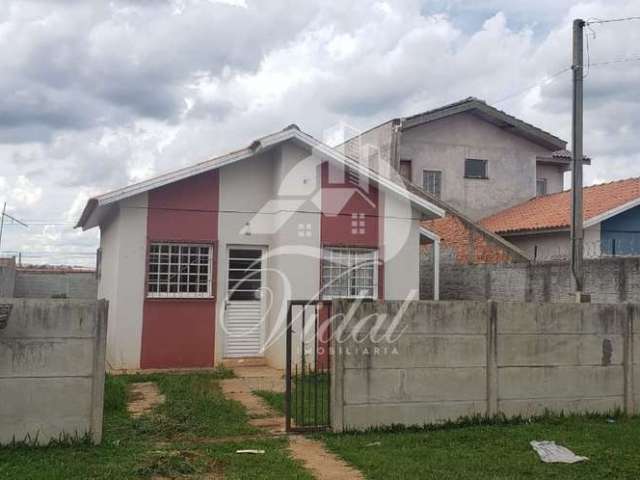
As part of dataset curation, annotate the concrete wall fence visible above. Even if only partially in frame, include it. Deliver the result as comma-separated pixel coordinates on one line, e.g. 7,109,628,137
14,271,98,299
0,298,107,445
330,300,639,432
421,255,640,304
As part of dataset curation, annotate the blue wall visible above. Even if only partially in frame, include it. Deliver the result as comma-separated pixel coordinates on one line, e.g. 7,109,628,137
601,204,640,255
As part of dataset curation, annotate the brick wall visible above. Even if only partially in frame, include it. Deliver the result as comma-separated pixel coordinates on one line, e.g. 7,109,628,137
421,255,640,303
423,214,521,265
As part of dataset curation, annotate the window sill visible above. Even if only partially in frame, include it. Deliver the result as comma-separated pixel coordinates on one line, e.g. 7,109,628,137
464,176,489,180
146,296,215,301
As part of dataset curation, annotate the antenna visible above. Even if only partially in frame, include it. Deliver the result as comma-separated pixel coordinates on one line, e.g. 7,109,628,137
0,202,29,252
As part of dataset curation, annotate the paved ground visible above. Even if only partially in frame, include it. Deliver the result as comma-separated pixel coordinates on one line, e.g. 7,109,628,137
222,364,363,480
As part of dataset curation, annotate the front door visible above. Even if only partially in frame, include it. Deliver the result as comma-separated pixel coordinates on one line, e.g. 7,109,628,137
224,247,264,357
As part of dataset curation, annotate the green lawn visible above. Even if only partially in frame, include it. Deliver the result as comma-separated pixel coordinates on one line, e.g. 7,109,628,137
321,415,640,480
0,370,312,479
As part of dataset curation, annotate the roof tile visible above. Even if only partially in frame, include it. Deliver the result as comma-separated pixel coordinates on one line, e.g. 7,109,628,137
480,177,640,234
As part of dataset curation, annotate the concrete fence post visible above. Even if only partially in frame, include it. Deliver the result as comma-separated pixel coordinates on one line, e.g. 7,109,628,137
486,301,499,417
623,304,636,415
330,300,345,432
89,299,108,444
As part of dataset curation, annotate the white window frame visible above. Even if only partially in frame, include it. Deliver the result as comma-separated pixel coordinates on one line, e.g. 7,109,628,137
423,169,442,198
321,247,378,299
147,242,214,299
536,178,548,196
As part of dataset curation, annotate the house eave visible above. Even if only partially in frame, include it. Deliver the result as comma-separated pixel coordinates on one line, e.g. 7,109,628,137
75,126,445,230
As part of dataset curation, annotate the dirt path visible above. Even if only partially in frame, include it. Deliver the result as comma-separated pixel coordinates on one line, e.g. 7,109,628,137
289,435,364,480
221,365,364,480
127,382,166,418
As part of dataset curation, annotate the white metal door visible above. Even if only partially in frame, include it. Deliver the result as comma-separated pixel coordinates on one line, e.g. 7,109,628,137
224,247,264,357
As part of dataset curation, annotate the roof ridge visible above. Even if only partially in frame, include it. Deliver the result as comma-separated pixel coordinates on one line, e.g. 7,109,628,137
583,176,640,190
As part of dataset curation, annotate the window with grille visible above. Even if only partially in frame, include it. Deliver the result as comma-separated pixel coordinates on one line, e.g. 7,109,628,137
536,178,547,196
321,248,377,299
147,243,213,298
464,158,488,179
423,170,442,198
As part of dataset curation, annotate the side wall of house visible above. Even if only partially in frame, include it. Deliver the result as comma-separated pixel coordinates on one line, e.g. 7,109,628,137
504,224,601,261
601,205,640,255
400,112,554,220
536,163,565,194
99,193,148,370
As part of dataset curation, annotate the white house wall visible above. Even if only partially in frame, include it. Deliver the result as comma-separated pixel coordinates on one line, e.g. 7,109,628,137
383,193,421,300
99,193,148,369
504,224,601,261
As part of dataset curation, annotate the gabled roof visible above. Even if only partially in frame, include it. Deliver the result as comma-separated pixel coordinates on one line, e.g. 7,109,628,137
400,97,567,151
480,177,640,235
76,125,445,230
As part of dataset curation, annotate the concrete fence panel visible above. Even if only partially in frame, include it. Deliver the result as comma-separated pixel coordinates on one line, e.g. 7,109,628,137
0,298,107,445
331,300,639,432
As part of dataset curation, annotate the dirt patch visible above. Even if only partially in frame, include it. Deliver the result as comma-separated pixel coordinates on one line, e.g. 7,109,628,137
289,435,364,480
139,449,224,480
128,382,166,418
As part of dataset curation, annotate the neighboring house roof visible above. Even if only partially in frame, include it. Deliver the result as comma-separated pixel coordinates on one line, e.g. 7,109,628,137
481,177,640,234
400,181,528,263
401,97,567,151
76,125,446,230
536,149,591,165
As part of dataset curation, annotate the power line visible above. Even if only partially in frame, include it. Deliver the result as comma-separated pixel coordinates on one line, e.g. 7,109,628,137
589,55,640,67
120,204,432,222
586,16,640,25
491,66,572,104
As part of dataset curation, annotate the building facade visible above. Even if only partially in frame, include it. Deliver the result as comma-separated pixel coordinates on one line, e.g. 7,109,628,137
77,126,444,370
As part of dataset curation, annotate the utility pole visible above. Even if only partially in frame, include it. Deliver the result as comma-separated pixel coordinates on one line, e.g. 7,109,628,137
0,202,29,252
570,19,589,303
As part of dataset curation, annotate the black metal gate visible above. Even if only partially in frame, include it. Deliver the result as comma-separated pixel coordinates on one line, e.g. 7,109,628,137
285,300,332,432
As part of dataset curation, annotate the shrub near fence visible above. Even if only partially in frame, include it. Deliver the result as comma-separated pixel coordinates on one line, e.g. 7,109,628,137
330,300,639,432
0,298,107,445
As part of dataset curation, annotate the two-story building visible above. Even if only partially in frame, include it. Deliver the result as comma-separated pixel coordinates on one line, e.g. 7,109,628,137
341,97,580,221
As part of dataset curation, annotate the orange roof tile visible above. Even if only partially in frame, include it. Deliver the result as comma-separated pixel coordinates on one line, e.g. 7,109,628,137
480,177,640,234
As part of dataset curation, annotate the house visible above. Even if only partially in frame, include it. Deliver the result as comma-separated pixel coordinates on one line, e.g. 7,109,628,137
76,125,445,371
341,97,589,222
480,177,640,261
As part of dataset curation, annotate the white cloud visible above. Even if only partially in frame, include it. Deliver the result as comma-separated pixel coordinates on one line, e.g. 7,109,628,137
0,0,639,265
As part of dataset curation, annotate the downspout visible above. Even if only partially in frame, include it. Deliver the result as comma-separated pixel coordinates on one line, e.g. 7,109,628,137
433,238,440,301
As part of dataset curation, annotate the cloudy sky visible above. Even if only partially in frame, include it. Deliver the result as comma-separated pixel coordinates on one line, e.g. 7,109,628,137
1,0,639,265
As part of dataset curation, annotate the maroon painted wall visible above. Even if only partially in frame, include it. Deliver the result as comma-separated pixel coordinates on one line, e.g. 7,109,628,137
320,162,384,298
140,170,219,369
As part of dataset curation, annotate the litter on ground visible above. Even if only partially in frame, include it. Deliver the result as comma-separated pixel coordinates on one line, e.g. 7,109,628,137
530,441,588,464
236,449,266,454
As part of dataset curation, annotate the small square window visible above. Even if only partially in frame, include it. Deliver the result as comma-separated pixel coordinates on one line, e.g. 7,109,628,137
536,178,547,196
423,170,442,198
464,159,488,179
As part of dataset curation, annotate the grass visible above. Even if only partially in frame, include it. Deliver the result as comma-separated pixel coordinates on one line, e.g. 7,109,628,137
0,368,312,479
255,373,329,428
321,413,640,479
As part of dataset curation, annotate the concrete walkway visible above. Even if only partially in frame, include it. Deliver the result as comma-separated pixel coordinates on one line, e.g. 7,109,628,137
221,363,364,480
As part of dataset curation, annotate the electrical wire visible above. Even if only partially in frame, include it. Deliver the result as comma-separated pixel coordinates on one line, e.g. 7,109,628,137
586,16,640,25
491,66,572,105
